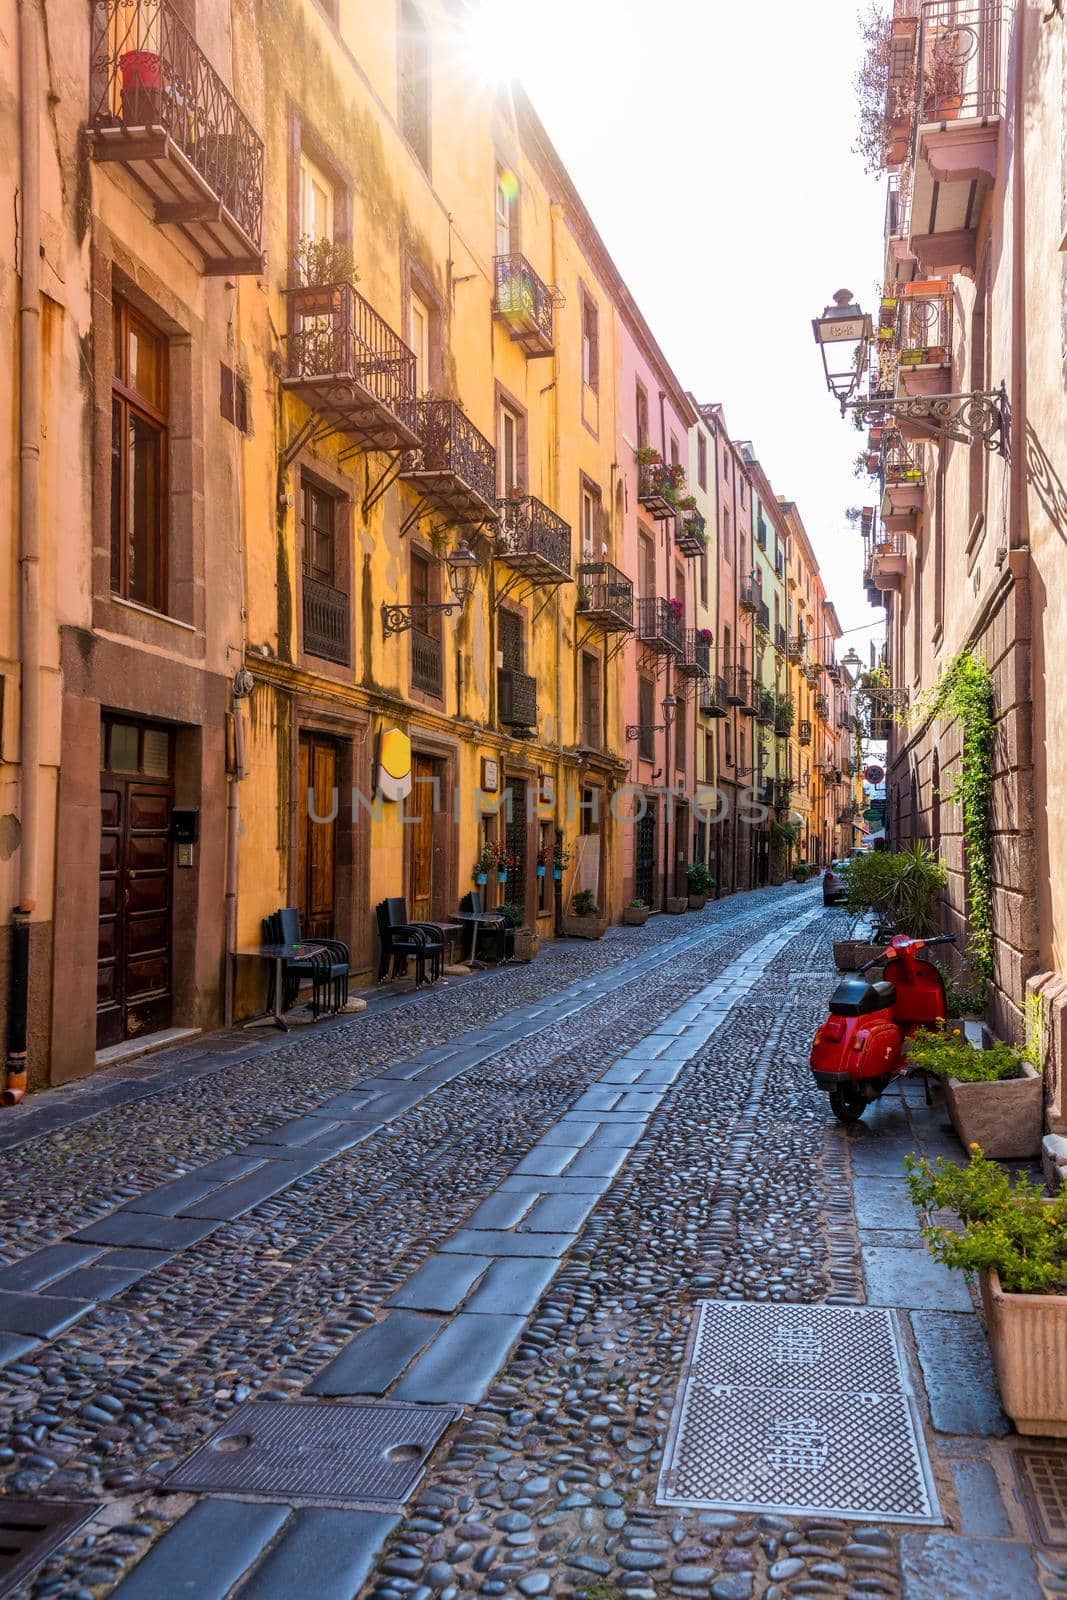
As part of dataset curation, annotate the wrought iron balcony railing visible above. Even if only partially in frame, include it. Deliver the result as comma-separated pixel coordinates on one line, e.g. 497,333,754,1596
700,675,728,717
283,281,419,451
739,579,759,615
411,628,443,697
755,597,771,633
89,0,263,272
788,632,807,663
775,779,794,811
576,562,635,633
636,596,683,655
637,464,680,522
798,719,813,745
303,576,350,665
401,400,497,525
495,494,571,585
883,432,925,488
726,665,755,712
493,253,555,356
775,622,788,653
678,630,711,679
918,0,1011,125
774,698,794,738
498,668,538,730
815,693,830,719
755,686,776,725
674,508,707,557
897,286,952,365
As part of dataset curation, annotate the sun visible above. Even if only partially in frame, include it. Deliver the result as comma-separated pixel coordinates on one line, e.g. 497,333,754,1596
454,0,522,87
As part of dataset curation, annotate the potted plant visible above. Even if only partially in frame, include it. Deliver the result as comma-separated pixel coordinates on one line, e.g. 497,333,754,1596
500,901,537,963
490,842,512,884
686,862,714,910
473,843,494,887
668,596,685,622
623,898,650,927
553,838,571,882
563,889,604,939
793,863,810,882
536,843,550,880
840,843,945,940
906,1145,1067,1435
906,1025,1043,1160
666,893,688,914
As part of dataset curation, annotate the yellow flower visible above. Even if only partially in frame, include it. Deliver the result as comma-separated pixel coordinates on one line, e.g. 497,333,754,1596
969,1142,982,1153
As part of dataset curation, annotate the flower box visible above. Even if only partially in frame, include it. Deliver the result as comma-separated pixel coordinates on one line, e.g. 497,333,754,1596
833,940,884,971
945,1062,1043,1160
623,906,650,926
980,1268,1067,1436
511,928,538,963
562,913,605,940
666,896,688,915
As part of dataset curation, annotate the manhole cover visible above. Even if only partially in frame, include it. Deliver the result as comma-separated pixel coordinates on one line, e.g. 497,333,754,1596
0,1501,98,1599
1015,1450,1067,1547
164,1399,461,1509
658,1301,940,1525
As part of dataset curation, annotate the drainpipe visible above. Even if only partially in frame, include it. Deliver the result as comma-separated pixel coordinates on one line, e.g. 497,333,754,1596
1008,0,1026,553
5,0,42,1105
224,672,252,1025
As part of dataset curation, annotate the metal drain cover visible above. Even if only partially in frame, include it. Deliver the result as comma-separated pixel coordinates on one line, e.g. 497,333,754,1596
164,1399,461,1509
658,1301,940,1525
1015,1450,1067,1547
0,1501,98,1599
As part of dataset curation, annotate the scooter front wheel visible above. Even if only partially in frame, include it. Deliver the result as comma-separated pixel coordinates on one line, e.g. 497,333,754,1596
828,1081,870,1124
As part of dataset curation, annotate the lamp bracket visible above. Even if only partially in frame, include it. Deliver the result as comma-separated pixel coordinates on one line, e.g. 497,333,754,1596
846,383,1009,457
381,600,462,637
626,723,667,741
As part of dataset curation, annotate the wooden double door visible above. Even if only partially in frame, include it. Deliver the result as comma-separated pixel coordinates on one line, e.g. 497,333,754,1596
97,719,174,1049
407,752,445,922
298,734,339,939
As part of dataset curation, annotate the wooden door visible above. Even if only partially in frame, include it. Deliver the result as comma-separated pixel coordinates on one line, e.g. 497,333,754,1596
97,771,173,1049
409,753,437,922
299,735,337,939
635,801,657,906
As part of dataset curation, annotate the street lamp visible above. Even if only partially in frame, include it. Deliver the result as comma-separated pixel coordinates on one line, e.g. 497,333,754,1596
812,289,872,408
841,647,864,673
381,540,479,635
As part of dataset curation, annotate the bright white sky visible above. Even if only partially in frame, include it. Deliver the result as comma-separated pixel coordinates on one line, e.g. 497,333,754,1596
462,0,888,665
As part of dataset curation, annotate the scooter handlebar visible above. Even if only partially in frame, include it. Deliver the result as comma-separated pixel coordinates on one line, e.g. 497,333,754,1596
922,934,956,946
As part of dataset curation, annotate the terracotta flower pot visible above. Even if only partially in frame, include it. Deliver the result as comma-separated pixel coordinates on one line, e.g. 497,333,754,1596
511,928,537,963
980,1268,1067,1436
688,894,708,910
562,913,605,940
945,1063,1043,1160
666,896,688,915
623,907,650,926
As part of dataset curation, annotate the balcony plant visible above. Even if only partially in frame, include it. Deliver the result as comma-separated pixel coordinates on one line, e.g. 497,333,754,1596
473,843,494,886
292,235,359,290
686,862,715,910
563,888,604,940
668,597,685,621
536,843,550,879
853,2,918,173
905,1144,1067,1435
552,838,571,881
490,842,515,884
698,627,713,645
623,898,650,927
634,446,662,467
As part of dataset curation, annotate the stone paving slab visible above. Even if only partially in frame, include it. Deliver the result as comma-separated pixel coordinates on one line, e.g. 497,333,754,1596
0,1331,40,1369
864,1244,974,1311
387,1254,493,1312
899,1532,1043,1599
440,1228,576,1258
307,1310,444,1396
0,1243,100,1291
461,1254,560,1314
854,1175,923,1231
232,1508,400,1600
110,1497,291,1600
518,1192,600,1234
950,1458,1013,1536
0,1289,92,1338
47,1264,149,1301
392,1311,527,1403
911,1311,1011,1435
72,1213,219,1250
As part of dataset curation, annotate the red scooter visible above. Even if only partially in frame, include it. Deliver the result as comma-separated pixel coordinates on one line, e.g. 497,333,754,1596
810,933,956,1123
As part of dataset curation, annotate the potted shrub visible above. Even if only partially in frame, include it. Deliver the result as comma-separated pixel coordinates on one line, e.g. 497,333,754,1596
500,901,536,963
563,889,604,940
535,843,549,880
907,1025,1043,1160
793,863,810,882
552,839,571,883
840,843,945,940
906,1146,1067,1436
473,843,494,887
686,862,714,910
623,899,650,927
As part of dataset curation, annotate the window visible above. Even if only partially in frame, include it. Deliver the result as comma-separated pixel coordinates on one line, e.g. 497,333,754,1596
723,449,730,481
581,292,599,393
675,697,686,773
699,550,708,606
739,476,746,507
581,652,601,747
724,623,732,666
398,0,431,174
704,731,715,784
302,480,338,585
499,607,524,670
111,298,168,611
220,363,249,432
635,381,649,449
498,401,522,494
299,151,334,244
411,547,441,695
697,431,707,490
408,290,430,394
495,167,517,257
638,675,655,763
670,435,680,470
538,820,552,913
301,479,349,663
724,717,732,767
723,509,731,562
581,483,601,558
639,531,655,599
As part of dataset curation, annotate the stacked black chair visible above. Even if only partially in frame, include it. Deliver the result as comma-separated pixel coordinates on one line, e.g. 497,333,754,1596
375,899,446,986
263,908,350,1018
459,892,513,964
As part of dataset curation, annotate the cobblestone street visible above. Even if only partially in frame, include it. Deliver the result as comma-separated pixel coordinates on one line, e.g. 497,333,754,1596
0,886,1057,1599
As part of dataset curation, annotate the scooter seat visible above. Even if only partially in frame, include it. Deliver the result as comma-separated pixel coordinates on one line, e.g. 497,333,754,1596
829,974,897,1016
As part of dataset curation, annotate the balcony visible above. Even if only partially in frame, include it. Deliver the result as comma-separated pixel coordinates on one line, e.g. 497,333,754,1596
637,463,680,522
788,633,807,663
775,779,795,811
897,283,952,396
283,282,419,453
411,628,443,697
755,686,776,726
700,675,728,717
775,622,788,653
674,508,707,557
726,666,756,714
910,0,1011,277
89,0,263,273
881,433,925,532
815,693,830,719
739,579,759,615
400,401,498,527
498,668,538,730
883,1,921,166
636,596,683,655
755,597,771,633
493,253,555,356
576,562,634,633
495,494,571,586
774,698,794,738
303,576,350,665
870,534,907,592
678,630,711,679
798,719,813,746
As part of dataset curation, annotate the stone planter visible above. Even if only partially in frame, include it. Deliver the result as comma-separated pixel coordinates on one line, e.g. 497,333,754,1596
511,928,538,963
666,897,688,915
688,894,708,911
833,940,884,971
980,1268,1067,1436
623,907,650,927
562,914,605,940
945,1062,1043,1160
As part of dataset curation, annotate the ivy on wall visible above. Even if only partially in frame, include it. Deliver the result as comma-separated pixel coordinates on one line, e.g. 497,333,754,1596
912,650,997,991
